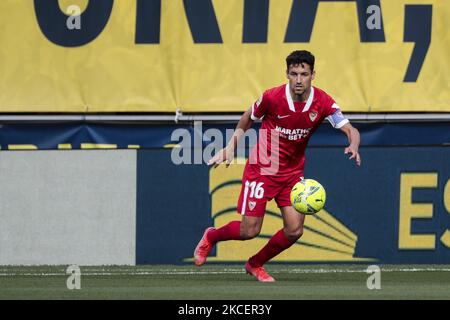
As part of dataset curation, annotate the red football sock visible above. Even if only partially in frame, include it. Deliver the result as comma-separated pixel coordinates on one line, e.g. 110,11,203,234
248,229,295,267
207,221,242,244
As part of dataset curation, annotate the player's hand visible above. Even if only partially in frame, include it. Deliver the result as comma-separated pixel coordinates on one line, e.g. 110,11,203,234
207,146,235,168
344,146,361,166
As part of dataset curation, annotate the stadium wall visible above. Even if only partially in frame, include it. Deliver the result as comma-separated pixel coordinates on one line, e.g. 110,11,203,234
0,127,448,265
0,150,136,265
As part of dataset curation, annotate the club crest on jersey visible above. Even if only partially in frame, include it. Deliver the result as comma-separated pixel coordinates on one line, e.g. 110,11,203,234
248,201,256,211
309,111,318,122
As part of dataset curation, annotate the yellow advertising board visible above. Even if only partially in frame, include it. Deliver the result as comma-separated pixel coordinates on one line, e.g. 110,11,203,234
0,0,449,113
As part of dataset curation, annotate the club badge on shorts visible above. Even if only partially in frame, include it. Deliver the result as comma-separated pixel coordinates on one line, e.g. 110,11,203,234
249,201,256,211
309,111,317,122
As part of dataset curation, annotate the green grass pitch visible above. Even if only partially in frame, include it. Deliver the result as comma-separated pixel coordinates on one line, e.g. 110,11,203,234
1,264,449,300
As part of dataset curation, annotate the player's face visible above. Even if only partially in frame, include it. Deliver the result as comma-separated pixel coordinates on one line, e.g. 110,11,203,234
286,63,315,97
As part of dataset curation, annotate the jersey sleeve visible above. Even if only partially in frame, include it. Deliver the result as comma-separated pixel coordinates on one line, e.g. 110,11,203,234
323,93,349,129
250,91,270,120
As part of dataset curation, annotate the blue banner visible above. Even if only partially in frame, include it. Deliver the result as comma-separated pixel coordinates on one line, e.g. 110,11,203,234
1,122,450,150
135,147,450,264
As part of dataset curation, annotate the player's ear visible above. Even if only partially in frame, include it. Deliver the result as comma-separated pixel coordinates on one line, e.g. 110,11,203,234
311,70,316,80
286,69,289,79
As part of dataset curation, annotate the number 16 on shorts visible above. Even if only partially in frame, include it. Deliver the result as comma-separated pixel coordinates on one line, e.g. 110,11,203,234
240,180,265,216
247,181,265,199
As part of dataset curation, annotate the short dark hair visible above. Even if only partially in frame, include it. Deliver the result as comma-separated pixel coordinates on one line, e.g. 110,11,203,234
286,50,315,72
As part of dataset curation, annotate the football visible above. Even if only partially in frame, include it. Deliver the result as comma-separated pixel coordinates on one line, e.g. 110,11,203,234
290,179,326,215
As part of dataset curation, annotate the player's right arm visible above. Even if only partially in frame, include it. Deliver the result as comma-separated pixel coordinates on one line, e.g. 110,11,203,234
208,107,254,168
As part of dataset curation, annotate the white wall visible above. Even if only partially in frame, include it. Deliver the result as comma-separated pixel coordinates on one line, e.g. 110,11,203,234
0,150,136,265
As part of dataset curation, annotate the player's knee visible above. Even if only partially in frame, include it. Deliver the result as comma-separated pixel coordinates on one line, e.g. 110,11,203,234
285,228,303,241
240,227,260,240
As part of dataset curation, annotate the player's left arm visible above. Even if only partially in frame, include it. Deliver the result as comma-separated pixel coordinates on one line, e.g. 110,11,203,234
324,94,361,166
340,122,361,166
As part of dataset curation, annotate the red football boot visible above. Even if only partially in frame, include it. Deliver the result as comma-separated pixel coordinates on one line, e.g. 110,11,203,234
194,227,215,266
245,261,275,282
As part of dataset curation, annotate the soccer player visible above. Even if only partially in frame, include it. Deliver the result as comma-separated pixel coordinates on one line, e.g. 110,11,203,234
194,50,361,282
